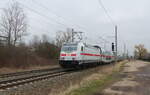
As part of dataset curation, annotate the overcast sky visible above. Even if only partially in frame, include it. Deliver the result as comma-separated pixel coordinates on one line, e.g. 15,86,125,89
0,0,150,55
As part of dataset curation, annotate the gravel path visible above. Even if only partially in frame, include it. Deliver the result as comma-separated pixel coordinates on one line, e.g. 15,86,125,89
97,60,150,95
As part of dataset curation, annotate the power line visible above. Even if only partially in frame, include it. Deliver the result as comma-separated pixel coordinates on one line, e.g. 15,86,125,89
29,17,58,28
16,1,70,28
31,0,69,26
31,0,87,32
7,0,65,33
98,0,118,63
98,0,115,26
28,25,53,34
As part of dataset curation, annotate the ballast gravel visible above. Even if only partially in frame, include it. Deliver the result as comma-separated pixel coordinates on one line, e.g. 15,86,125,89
0,64,115,95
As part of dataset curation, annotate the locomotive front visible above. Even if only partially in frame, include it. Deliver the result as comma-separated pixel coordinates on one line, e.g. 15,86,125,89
59,43,81,68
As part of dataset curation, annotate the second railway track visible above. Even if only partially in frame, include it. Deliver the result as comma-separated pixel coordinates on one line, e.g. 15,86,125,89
0,68,74,90
0,67,61,79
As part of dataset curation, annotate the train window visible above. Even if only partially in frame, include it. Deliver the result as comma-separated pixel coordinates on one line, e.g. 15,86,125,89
61,46,77,52
81,46,84,51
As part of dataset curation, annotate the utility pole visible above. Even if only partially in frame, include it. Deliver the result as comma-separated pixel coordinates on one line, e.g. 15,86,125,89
115,25,118,63
71,28,83,42
71,28,74,42
77,31,83,41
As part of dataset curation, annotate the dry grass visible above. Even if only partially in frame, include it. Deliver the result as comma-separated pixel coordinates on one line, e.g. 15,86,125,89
0,64,59,74
57,61,128,95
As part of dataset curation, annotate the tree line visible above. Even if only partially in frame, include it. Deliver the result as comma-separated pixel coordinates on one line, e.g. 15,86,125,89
0,2,73,68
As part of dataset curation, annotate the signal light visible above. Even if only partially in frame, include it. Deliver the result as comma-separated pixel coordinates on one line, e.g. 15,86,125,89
112,43,114,51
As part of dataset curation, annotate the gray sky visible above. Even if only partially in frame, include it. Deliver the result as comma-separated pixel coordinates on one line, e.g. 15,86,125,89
0,0,150,55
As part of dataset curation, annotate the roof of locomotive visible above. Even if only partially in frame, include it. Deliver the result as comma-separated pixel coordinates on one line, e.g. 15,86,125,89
63,42,77,46
63,42,85,46
63,42,102,48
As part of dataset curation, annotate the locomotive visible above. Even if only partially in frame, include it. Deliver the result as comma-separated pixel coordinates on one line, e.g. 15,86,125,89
59,42,115,68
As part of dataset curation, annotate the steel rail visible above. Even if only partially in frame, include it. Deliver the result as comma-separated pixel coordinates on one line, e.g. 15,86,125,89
0,68,74,90
0,67,61,78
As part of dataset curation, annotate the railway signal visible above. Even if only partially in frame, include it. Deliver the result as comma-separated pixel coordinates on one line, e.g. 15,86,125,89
112,42,114,51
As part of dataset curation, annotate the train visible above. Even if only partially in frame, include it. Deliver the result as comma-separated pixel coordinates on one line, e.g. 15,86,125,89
59,42,116,68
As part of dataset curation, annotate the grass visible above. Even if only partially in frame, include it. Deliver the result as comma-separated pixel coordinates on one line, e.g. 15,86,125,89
67,74,114,95
66,61,127,95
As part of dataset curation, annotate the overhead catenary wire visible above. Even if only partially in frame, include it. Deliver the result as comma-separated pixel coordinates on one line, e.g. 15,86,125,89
98,0,115,26
7,0,88,44
29,16,60,29
7,0,71,40
31,0,70,27
15,1,70,28
30,0,88,32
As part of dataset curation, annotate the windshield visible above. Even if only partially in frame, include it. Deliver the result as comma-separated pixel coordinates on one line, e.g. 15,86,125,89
61,46,77,52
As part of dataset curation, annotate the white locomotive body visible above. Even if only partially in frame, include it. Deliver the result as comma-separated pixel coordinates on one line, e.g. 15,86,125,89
59,42,114,68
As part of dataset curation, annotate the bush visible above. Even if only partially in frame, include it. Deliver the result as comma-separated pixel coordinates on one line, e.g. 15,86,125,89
0,46,29,68
34,42,60,59
0,42,60,68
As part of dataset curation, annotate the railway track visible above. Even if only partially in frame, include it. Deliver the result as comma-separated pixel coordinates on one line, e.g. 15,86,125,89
0,62,120,91
0,67,61,78
0,68,74,90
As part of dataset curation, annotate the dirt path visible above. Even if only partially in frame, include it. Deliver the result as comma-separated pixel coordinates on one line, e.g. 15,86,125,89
97,60,150,95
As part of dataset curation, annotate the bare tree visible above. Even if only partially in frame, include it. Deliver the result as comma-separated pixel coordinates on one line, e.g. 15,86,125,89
0,2,27,46
41,34,49,43
134,44,148,59
55,31,72,47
